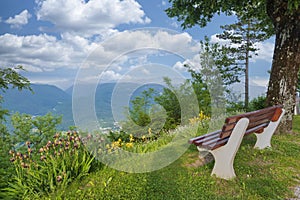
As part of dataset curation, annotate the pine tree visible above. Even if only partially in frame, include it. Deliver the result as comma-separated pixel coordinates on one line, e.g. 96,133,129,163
217,15,269,110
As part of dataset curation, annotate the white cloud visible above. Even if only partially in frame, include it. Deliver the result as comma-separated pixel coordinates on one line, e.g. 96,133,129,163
0,29,201,86
30,77,72,89
250,77,269,87
173,61,186,71
100,70,123,81
103,30,199,58
35,0,150,36
5,10,31,29
252,42,274,63
172,54,201,72
0,33,93,72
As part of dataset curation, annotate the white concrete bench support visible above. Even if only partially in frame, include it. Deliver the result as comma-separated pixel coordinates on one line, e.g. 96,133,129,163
254,109,285,149
209,118,249,180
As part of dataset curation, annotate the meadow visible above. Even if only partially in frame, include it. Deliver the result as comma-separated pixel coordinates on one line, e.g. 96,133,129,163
24,115,300,200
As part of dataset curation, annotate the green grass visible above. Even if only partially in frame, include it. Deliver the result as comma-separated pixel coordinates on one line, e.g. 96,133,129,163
34,116,300,199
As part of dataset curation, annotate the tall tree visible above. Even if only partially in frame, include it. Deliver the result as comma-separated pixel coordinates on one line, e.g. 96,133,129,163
217,15,269,110
166,0,300,132
185,37,233,112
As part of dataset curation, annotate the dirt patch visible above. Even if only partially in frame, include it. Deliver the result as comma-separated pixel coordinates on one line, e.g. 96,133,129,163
185,152,214,168
288,186,300,200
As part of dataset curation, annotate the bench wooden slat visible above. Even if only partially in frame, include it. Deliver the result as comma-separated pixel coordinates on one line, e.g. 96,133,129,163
210,138,229,150
248,119,270,129
194,133,220,145
221,113,272,134
248,112,274,123
188,130,221,144
245,122,269,135
201,137,229,150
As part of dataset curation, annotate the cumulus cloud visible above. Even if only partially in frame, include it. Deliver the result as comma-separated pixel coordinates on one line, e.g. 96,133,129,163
0,28,201,86
0,33,92,71
172,54,202,72
102,30,198,58
252,42,274,63
35,0,151,36
173,61,186,71
250,77,269,87
100,70,124,81
5,10,31,29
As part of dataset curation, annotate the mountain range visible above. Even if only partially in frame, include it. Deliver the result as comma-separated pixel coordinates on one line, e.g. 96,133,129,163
0,83,164,130
1,82,266,130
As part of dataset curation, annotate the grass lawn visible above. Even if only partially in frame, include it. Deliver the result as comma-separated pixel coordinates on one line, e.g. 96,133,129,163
41,116,300,199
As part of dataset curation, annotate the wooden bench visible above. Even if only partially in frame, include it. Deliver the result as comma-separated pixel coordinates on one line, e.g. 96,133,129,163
189,105,285,180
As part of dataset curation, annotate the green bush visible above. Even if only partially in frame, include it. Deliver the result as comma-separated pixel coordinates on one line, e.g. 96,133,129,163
4,131,95,199
248,95,266,111
11,112,62,150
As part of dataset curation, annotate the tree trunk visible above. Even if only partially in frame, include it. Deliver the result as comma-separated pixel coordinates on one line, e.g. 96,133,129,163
266,0,300,133
245,48,249,110
245,20,250,111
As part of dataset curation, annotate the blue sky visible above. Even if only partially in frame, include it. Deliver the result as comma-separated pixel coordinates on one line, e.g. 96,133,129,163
0,0,275,98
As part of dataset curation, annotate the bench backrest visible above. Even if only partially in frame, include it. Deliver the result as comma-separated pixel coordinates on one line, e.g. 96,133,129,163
220,105,283,139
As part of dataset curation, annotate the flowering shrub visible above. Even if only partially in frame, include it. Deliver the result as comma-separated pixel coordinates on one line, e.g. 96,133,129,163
189,111,210,128
105,133,135,152
5,131,95,199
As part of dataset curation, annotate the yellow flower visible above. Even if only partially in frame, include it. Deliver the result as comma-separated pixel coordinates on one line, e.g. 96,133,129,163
199,111,204,120
148,127,152,135
129,134,134,142
111,141,120,148
142,135,146,141
125,142,133,148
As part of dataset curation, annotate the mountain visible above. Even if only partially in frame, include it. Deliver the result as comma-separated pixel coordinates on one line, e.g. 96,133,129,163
1,84,71,116
1,82,165,130
66,82,165,128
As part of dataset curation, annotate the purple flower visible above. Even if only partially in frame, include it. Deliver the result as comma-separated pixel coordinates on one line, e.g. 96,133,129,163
57,175,62,182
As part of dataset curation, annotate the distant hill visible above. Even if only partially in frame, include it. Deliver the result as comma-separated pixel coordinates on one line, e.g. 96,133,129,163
1,82,164,130
1,84,71,116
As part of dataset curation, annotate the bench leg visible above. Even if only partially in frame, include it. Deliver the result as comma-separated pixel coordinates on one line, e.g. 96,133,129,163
210,118,249,180
254,109,285,149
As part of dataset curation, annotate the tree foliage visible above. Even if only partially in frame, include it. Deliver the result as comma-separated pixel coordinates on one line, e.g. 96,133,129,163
0,66,31,193
217,15,269,110
166,0,274,35
196,36,242,86
155,77,203,129
11,112,62,149
122,88,166,137
166,0,300,132
0,66,31,93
